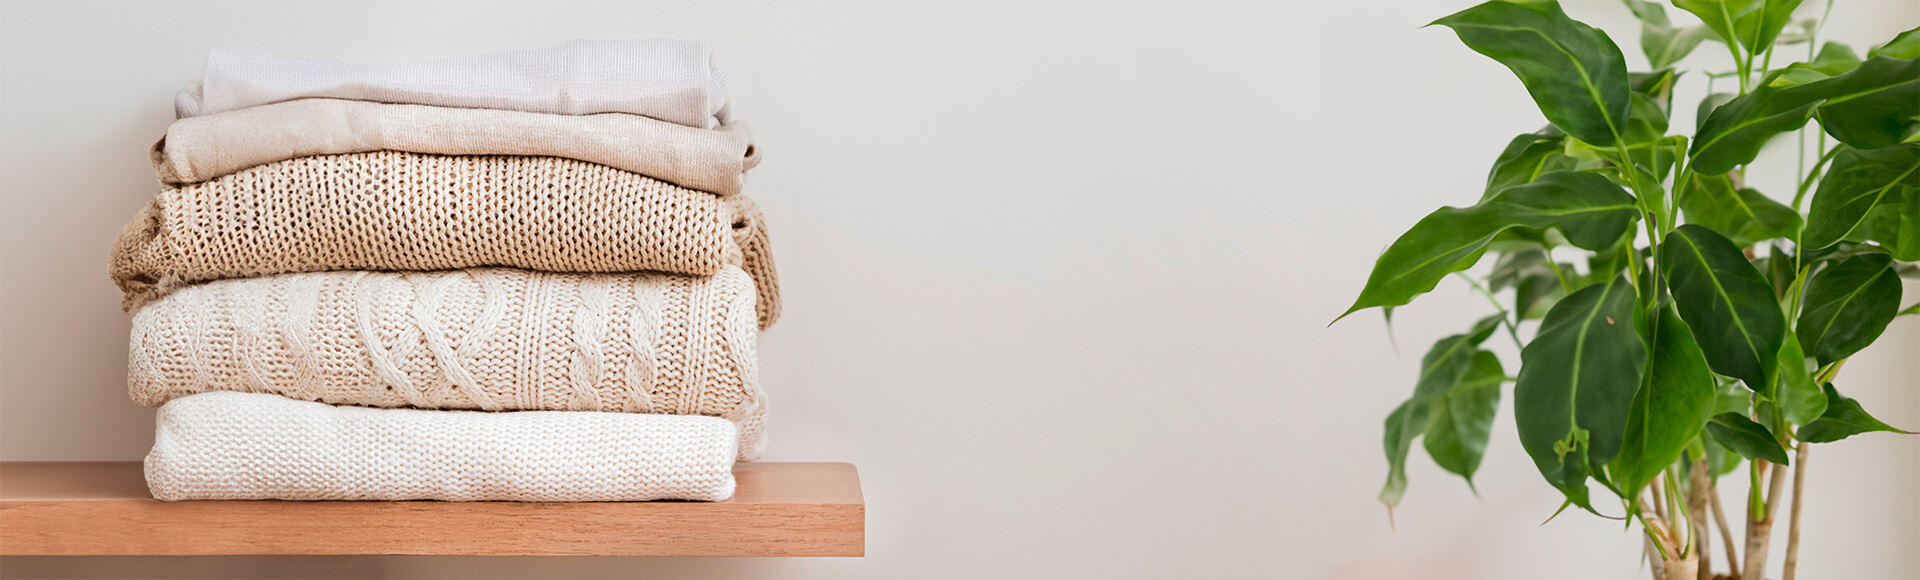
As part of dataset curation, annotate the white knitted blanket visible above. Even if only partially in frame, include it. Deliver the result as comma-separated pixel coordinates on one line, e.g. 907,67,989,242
176,40,728,128
129,266,766,461
147,392,739,501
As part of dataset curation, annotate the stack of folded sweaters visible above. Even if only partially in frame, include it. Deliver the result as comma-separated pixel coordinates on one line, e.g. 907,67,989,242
107,40,779,502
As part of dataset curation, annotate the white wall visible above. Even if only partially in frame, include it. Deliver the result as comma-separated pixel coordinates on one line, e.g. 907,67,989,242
1,1,1914,578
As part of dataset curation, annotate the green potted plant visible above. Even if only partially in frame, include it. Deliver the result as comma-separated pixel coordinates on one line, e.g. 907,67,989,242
1333,1,1917,578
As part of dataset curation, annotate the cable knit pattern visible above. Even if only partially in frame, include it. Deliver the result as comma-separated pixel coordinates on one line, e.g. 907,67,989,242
128,266,767,461
109,150,779,329
146,392,739,501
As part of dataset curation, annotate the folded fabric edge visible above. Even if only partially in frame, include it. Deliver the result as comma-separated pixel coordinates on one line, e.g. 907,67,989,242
152,99,757,195
145,392,740,502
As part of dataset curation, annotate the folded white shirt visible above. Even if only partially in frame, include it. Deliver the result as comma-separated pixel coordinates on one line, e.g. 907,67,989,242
175,39,729,128
146,392,739,501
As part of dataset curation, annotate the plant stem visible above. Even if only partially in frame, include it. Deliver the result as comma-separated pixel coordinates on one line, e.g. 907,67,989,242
1815,358,1848,384
1643,513,1676,562
1783,442,1811,579
1758,43,1775,84
1743,461,1791,580
1688,457,1711,558
1667,551,1699,580
1669,140,1692,232
1779,353,1842,579
1650,511,1701,580
1711,481,1742,580
1719,3,1752,94
1651,471,1669,520
1791,145,1842,212
1543,251,1575,293
1666,464,1688,546
1457,273,1523,349
1649,535,1673,580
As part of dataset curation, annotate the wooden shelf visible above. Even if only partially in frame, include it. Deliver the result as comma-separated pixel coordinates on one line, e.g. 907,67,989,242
0,461,862,557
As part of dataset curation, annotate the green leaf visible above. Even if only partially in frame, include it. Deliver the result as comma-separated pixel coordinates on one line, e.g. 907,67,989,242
1901,301,1920,317
1612,305,1716,506
1806,42,1863,76
1705,412,1791,464
1630,68,1681,110
1796,253,1904,365
1803,143,1920,249
1679,174,1801,246
1381,317,1503,509
1340,172,1638,320
1490,248,1576,321
1672,0,1761,54
1775,335,1825,425
1867,26,1920,60
1764,243,1796,301
1621,0,1671,27
1704,433,1746,476
1712,379,1753,416
1381,402,1418,511
1690,80,1824,175
1485,131,1577,201
1695,92,1736,133
1732,0,1805,56
1897,186,1920,260
1769,43,1863,88
1768,67,1831,88
1648,25,1716,70
1797,383,1912,443
1660,225,1787,394
1424,351,1506,483
1515,275,1645,509
1586,239,1642,287
1490,248,1550,291
1813,57,1920,150
1620,165,1670,230
1517,272,1570,320
1433,1,1631,146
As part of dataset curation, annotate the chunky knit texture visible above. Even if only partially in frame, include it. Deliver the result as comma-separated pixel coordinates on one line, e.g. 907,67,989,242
147,392,739,501
152,98,759,195
176,40,729,128
110,150,780,329
129,266,767,461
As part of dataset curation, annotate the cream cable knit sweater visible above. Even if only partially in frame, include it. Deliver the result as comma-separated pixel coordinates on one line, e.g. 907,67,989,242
147,392,739,501
129,266,768,462
110,150,780,329
176,40,729,129
151,98,760,195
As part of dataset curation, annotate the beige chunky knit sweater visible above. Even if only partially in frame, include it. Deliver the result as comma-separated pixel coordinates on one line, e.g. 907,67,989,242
129,266,767,461
110,150,780,329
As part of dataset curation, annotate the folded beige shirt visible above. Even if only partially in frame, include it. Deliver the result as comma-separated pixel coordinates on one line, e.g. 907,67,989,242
176,40,729,128
152,98,759,195
111,151,780,329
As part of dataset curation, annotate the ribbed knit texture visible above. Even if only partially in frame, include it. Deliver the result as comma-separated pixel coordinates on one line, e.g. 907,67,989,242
152,98,759,195
176,40,729,128
129,266,767,461
110,150,780,329
146,392,739,501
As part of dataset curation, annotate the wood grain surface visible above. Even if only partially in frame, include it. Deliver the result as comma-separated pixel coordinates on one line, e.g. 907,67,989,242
0,462,862,557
